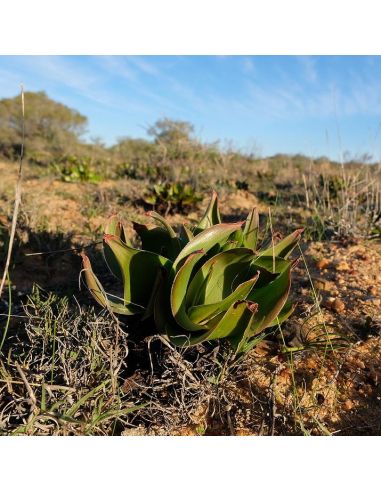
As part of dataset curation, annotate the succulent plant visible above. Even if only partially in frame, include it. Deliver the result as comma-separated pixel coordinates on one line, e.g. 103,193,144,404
82,191,303,354
144,182,202,215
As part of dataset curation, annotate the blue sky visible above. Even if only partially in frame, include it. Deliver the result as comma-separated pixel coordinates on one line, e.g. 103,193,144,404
0,55,381,160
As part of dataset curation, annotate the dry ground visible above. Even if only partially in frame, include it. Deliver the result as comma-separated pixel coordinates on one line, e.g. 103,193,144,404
0,160,380,435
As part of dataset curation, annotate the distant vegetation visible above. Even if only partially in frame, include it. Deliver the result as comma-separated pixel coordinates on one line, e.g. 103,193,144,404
0,90,380,239
1,90,369,174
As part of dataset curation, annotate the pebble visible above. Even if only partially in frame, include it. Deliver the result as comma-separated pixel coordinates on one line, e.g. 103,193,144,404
326,297,345,313
317,258,330,270
368,286,377,296
343,399,354,411
335,261,350,271
313,278,329,291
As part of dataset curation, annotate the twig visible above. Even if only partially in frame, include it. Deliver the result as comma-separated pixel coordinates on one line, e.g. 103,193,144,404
24,241,102,257
15,362,37,408
0,86,25,298
269,365,281,436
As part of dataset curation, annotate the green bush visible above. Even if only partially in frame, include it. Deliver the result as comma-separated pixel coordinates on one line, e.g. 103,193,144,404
52,155,101,183
143,182,202,215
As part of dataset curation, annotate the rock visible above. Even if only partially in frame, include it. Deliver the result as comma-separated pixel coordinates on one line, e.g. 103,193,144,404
317,258,330,270
343,400,354,411
312,277,329,291
335,261,350,271
326,297,345,313
368,286,377,296
333,299,345,312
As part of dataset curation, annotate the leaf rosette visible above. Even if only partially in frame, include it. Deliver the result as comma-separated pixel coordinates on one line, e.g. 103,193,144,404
82,191,302,353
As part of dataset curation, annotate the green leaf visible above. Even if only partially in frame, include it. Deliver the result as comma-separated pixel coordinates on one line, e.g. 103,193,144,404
81,253,143,315
242,207,259,250
194,190,221,234
246,264,292,335
188,273,259,324
103,216,132,279
259,228,303,259
173,222,244,270
104,234,172,310
104,215,132,246
166,300,259,347
186,247,254,306
170,250,207,332
209,300,259,342
133,222,177,259
267,301,295,327
104,215,122,237
146,210,178,239
179,223,194,246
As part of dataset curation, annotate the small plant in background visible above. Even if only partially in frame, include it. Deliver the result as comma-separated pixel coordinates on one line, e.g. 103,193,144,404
82,191,303,355
318,174,345,200
143,182,202,215
52,155,101,183
305,168,381,239
235,179,249,191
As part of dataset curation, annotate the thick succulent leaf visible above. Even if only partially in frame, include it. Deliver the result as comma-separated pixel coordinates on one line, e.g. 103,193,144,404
229,254,290,291
154,267,209,346
267,300,295,328
133,222,177,259
153,268,172,335
252,255,290,274
230,265,292,352
242,207,259,250
104,215,122,237
146,210,178,239
103,216,132,279
166,300,258,347
179,223,194,246
259,229,303,259
104,215,132,246
170,250,208,332
173,222,244,270
209,300,258,342
104,234,172,309
165,259,293,349
245,264,292,336
81,253,143,315
186,247,254,306
194,190,221,234
146,211,182,258
141,268,163,321
188,273,259,324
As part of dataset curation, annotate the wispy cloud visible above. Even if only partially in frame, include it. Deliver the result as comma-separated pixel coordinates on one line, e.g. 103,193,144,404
242,57,255,74
1,55,381,157
298,56,318,84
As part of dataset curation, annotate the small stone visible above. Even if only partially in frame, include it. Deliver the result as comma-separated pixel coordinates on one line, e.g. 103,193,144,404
313,277,329,290
335,261,350,271
326,297,345,313
368,286,377,296
343,399,354,411
316,258,330,270
333,298,345,313
354,359,365,369
236,429,251,436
